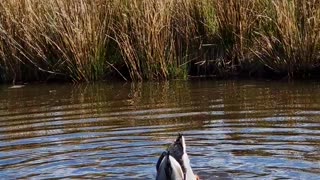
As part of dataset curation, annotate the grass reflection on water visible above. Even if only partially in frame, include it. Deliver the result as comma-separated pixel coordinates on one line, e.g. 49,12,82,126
0,80,319,179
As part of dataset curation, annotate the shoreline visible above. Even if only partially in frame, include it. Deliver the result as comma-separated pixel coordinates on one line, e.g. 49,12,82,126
1,0,319,83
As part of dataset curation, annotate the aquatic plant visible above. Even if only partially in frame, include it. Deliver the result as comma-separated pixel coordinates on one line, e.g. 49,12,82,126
253,0,320,78
0,0,116,82
0,0,319,83
112,0,200,81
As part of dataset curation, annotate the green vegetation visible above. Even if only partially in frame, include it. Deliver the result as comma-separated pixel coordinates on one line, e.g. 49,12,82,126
0,0,319,83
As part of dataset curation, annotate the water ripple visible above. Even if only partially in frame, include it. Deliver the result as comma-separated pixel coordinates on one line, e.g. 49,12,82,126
0,81,320,179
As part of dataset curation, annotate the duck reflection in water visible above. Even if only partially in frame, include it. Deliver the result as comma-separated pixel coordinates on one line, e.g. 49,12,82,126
156,134,199,180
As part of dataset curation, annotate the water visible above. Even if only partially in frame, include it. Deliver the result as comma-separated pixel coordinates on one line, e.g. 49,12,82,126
0,80,319,179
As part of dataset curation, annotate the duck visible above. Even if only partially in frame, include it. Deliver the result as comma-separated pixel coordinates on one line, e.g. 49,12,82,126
156,134,199,180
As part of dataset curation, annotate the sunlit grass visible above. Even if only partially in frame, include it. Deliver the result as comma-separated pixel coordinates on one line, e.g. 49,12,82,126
0,0,319,83
0,0,115,82
253,0,320,77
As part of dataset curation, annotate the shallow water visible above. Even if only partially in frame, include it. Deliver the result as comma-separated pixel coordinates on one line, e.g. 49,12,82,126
0,80,319,179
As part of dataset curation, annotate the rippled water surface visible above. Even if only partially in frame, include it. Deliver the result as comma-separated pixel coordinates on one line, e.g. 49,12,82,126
0,80,320,179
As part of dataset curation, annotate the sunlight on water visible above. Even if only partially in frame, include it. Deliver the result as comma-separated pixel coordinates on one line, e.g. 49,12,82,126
0,80,320,179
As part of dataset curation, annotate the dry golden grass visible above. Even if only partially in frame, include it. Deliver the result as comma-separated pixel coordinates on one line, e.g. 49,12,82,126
211,0,263,73
0,0,319,83
253,0,320,77
0,0,115,82
112,0,199,80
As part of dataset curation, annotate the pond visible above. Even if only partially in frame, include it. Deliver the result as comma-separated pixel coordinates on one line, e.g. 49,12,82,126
0,80,319,179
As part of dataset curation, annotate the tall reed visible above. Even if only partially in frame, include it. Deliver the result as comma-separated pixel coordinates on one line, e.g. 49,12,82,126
199,0,265,75
0,0,320,83
0,0,115,82
253,0,320,77
112,0,199,81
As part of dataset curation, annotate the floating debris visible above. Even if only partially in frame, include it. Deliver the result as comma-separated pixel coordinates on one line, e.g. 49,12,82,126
8,85,25,89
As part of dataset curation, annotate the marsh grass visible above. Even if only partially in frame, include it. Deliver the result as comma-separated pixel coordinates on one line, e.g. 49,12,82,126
0,0,319,83
112,0,200,81
0,0,115,82
199,0,267,75
253,0,320,77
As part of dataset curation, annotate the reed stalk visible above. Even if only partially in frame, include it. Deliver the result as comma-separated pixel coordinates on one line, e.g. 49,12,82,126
0,0,319,82
253,0,320,77
0,0,115,82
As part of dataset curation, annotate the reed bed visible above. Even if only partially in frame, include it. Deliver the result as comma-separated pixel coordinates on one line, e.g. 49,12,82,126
0,0,319,83
253,0,320,77
0,0,115,82
112,0,200,81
